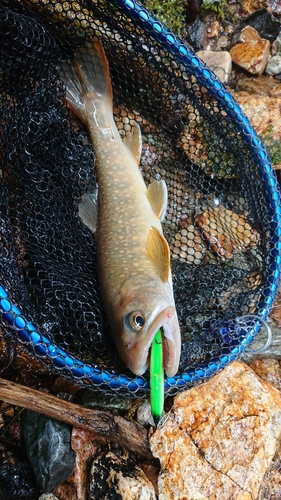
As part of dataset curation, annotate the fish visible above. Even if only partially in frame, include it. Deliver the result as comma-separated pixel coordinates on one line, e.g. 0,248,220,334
61,40,181,377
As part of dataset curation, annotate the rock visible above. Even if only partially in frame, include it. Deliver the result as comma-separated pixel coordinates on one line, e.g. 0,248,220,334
216,35,230,50
272,33,281,56
242,1,269,15
43,425,103,500
89,452,156,499
270,84,281,97
0,442,39,500
136,399,155,427
186,20,207,52
233,91,281,136
39,496,59,500
242,0,281,14
22,411,76,493
150,361,281,500
230,39,270,75
269,0,281,14
74,388,133,411
239,25,261,42
197,50,232,83
233,91,281,169
265,54,281,76
53,428,100,500
236,74,280,96
259,464,281,499
243,8,281,42
249,359,281,393
207,20,221,39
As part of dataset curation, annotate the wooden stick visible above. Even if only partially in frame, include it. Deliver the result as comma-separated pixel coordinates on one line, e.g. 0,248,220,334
0,378,153,459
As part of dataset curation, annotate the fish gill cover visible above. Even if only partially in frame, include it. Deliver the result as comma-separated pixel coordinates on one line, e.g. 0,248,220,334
0,0,280,395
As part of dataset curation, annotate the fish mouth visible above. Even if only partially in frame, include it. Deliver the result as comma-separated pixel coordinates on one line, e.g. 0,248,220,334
128,305,181,377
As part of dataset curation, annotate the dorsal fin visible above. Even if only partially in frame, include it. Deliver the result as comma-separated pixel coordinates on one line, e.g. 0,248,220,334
146,226,170,282
147,180,168,221
122,121,142,165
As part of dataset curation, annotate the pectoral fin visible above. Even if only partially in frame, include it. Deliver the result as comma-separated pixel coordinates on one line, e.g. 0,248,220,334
122,121,142,165
78,192,98,233
147,180,168,221
146,226,170,282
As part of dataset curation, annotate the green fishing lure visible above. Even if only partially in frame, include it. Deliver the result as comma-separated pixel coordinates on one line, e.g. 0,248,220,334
150,329,164,424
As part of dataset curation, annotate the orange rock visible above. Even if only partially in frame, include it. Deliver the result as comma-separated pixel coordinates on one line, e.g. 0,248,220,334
239,26,261,42
241,0,268,15
230,39,270,75
233,91,281,138
150,361,281,500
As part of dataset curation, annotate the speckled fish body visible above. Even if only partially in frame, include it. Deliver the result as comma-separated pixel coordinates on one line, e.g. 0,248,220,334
61,40,181,377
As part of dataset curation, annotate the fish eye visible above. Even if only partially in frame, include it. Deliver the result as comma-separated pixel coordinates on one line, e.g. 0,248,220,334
124,311,145,332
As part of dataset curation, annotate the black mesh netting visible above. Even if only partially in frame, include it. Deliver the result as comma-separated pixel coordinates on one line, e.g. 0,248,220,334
0,0,280,395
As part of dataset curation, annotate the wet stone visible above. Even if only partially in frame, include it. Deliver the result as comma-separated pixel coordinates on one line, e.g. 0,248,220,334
236,73,281,96
0,442,39,500
233,91,281,169
22,411,76,493
150,361,281,500
197,50,232,83
230,39,270,74
243,7,281,42
241,0,268,15
186,20,207,52
89,452,156,499
239,25,261,42
39,495,59,500
74,388,133,411
265,54,281,76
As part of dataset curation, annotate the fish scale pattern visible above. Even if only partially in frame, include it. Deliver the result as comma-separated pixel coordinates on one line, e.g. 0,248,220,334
0,0,280,395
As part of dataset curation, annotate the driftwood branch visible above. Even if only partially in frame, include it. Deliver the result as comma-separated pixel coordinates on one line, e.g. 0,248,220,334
0,378,153,459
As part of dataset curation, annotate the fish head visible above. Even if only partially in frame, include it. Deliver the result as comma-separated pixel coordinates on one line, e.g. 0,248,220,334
110,274,181,377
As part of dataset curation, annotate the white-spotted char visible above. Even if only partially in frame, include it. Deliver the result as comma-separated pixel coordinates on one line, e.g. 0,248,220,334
61,40,181,376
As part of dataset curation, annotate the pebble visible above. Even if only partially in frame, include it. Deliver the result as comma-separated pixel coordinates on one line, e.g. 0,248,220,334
249,358,281,392
39,496,59,500
239,25,261,42
265,54,281,76
233,91,281,169
74,388,133,411
196,50,232,83
270,83,281,97
186,19,207,52
243,7,281,42
150,361,281,500
22,411,76,493
236,73,280,96
230,38,270,74
137,399,155,427
89,452,156,499
215,35,230,50
272,33,281,56
241,0,267,15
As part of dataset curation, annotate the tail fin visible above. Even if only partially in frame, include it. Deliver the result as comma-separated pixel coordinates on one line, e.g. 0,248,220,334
61,39,113,124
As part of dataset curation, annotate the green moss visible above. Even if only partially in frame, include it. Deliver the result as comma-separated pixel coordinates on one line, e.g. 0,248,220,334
144,0,186,37
260,127,281,167
202,0,228,20
269,141,281,165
